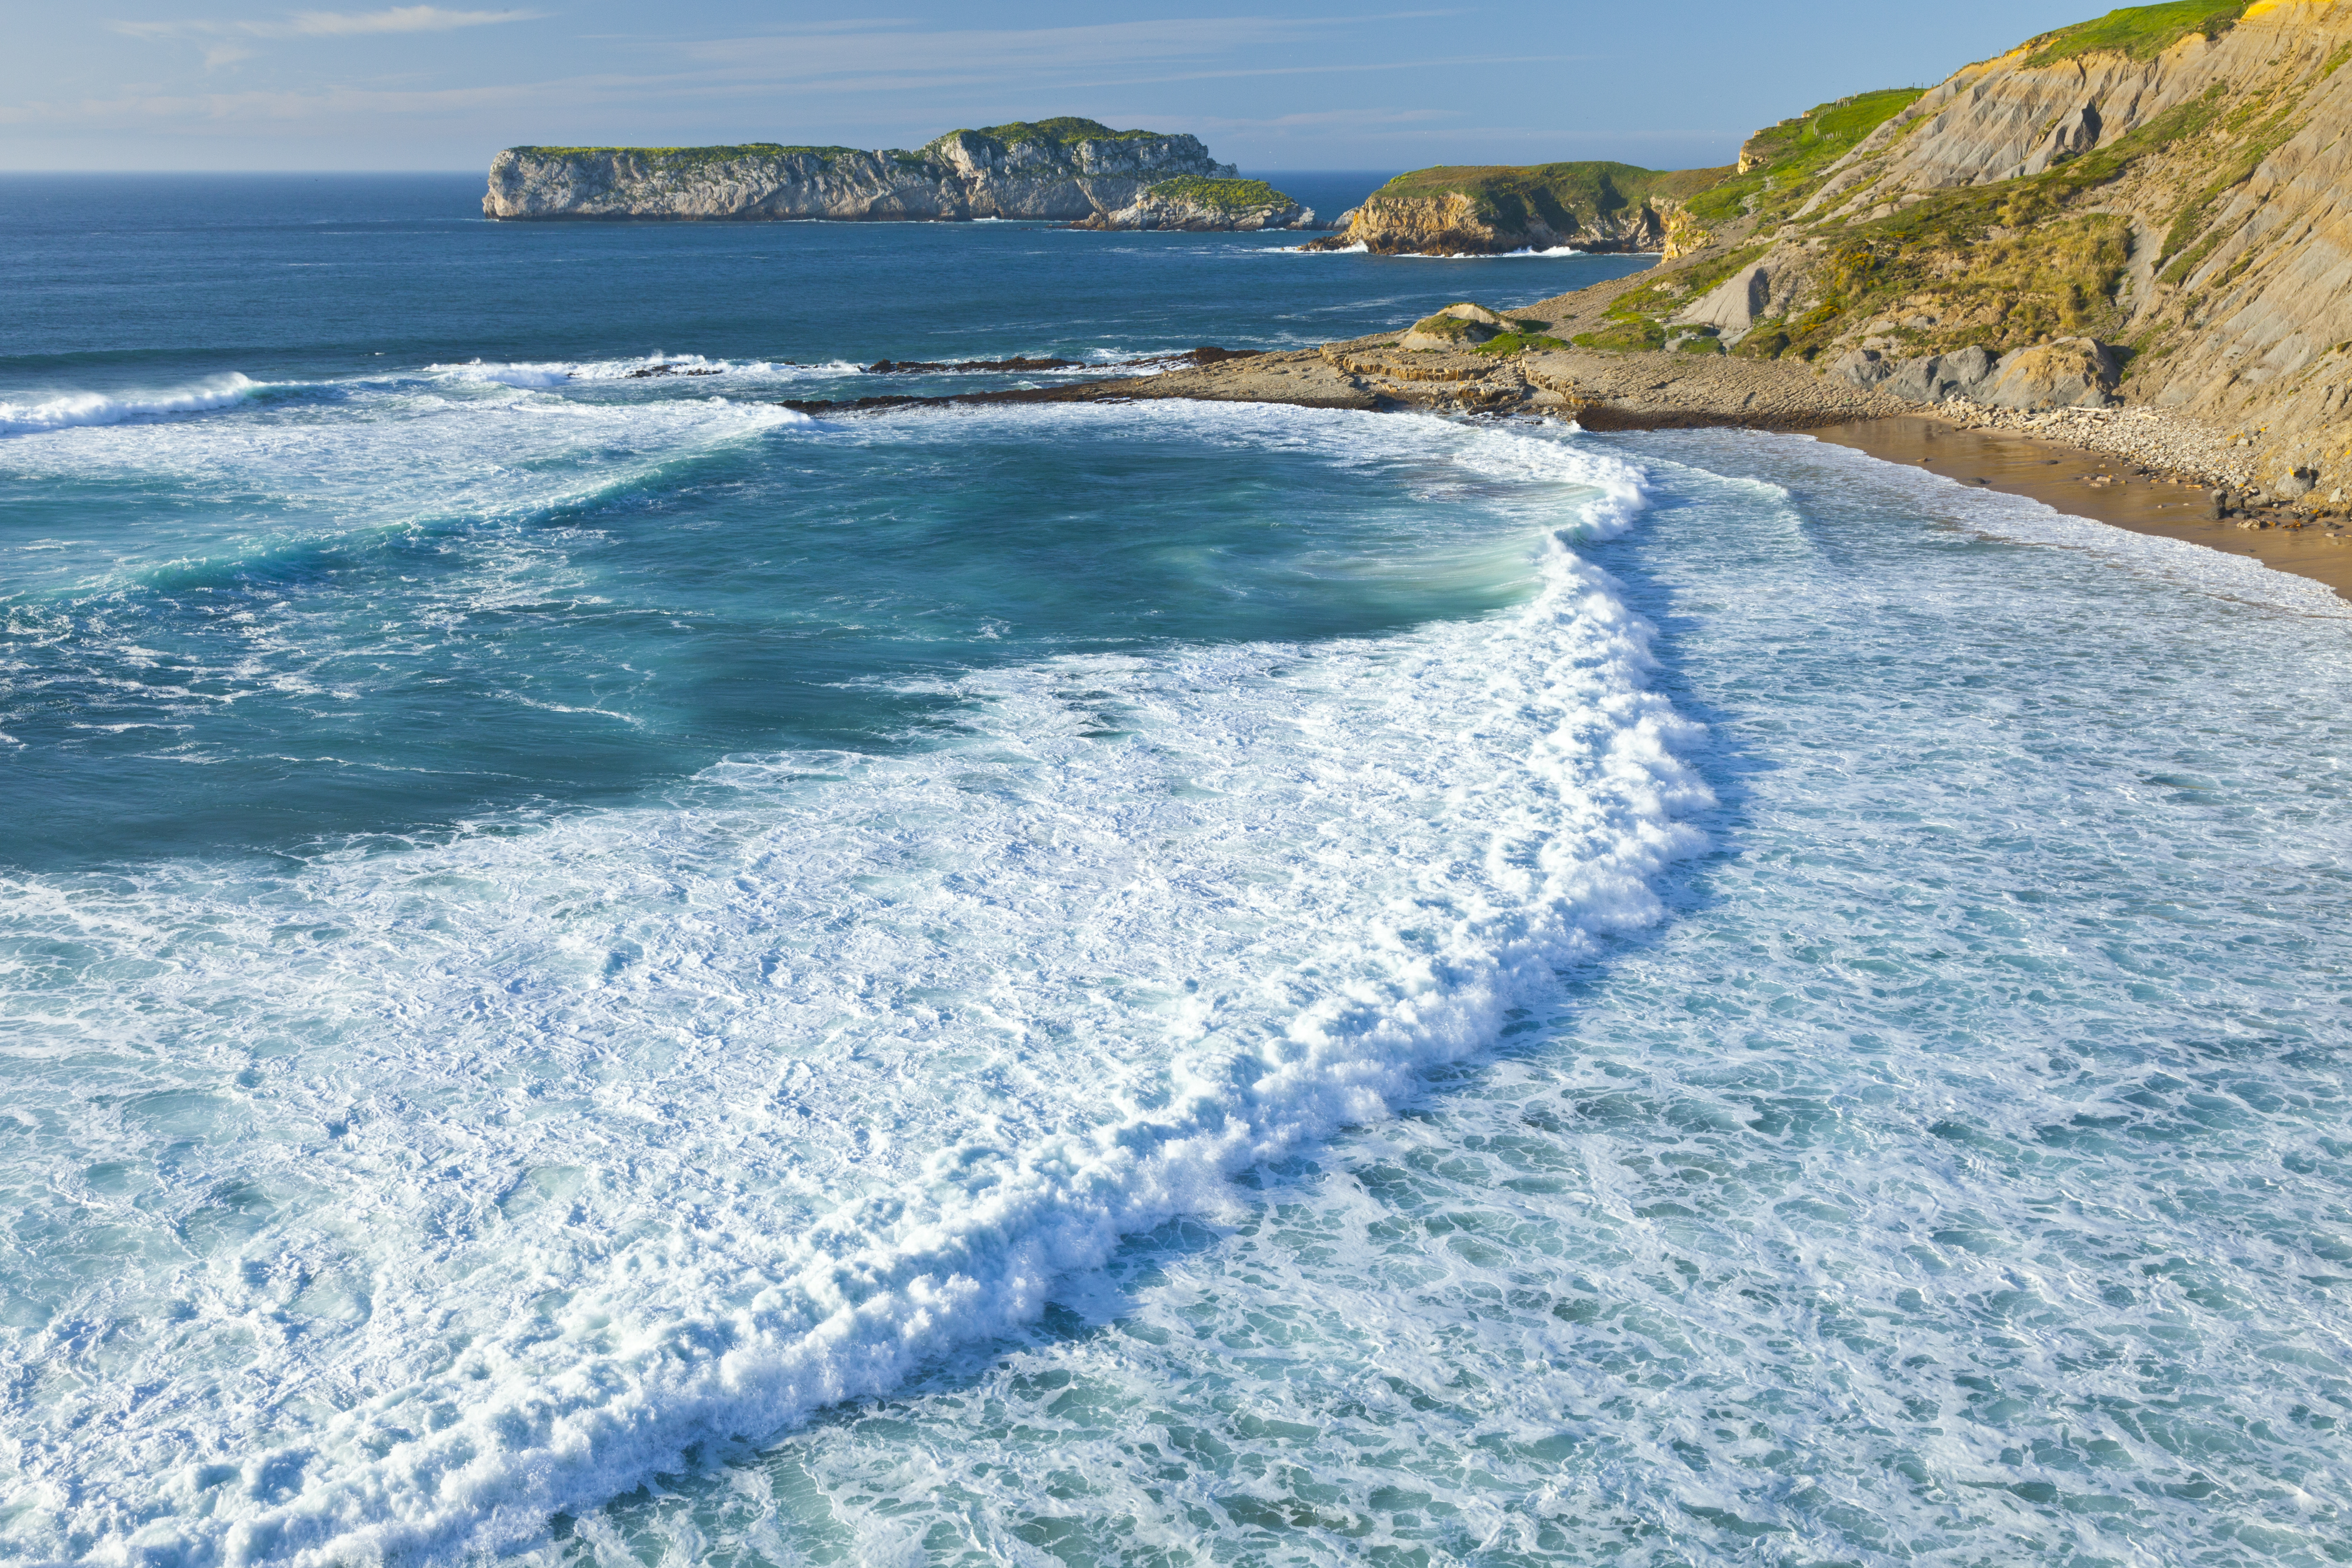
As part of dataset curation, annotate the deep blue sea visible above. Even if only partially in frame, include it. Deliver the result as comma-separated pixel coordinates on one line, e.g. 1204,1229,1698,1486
4,173,2349,1568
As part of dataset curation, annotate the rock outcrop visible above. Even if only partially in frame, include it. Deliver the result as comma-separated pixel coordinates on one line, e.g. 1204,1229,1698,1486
1543,0,2352,508
1833,339,2118,410
482,119,1310,227
1071,177,1320,231
1397,303,1543,350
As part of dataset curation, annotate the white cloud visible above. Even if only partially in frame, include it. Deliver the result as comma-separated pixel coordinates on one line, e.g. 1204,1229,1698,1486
284,7,544,36
110,7,544,44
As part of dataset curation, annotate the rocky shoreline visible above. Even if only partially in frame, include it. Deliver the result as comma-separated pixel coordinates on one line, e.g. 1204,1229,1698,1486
779,276,2349,588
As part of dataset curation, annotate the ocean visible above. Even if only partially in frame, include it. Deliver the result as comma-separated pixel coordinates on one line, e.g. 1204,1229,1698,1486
3,173,2349,1568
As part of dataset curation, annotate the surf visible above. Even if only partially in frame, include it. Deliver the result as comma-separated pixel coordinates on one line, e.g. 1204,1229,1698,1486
0,400,1709,1565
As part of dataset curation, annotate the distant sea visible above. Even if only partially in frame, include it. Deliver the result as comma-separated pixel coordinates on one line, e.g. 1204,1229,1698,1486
4,173,2349,1568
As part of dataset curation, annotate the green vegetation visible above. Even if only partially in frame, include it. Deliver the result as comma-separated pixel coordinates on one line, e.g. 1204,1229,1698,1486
1605,244,1768,326
1372,161,1730,237
962,119,1161,146
1732,73,2261,362
510,144,853,164
2156,87,2302,281
1572,319,1669,353
1681,90,1925,229
2020,0,2249,67
1565,245,1766,356
1142,177,1292,213
1408,308,1546,346
1470,332,1570,355
516,119,1172,172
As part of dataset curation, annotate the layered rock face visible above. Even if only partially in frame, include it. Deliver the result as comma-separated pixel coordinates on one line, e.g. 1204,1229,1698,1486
481,120,1305,226
1654,0,2352,487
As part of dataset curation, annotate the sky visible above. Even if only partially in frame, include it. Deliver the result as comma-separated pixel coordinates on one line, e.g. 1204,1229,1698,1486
4,0,2116,173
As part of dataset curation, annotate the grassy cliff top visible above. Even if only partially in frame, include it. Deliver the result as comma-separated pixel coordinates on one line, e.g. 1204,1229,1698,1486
1683,89,1925,224
506,143,854,162
2022,0,2251,65
1143,177,1292,211
508,120,1174,166
1370,162,1732,227
952,119,1167,146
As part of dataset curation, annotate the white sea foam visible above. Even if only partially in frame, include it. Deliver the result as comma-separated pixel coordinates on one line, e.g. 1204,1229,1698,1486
429,355,865,387
0,406,1703,1567
1732,430,2352,619
0,373,265,436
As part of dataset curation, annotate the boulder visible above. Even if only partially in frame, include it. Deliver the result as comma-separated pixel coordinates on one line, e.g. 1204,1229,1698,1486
1883,346,1998,403
1832,348,1893,389
1980,338,2118,409
2274,465,2318,499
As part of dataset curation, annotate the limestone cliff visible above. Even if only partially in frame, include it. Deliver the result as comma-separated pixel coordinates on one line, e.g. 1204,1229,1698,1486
482,119,1313,227
1304,162,1731,256
1071,178,1321,231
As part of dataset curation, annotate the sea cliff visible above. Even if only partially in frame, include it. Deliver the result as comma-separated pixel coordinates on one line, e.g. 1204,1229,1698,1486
1305,162,1730,256
1289,0,2352,508
482,119,1322,229
1581,0,2352,503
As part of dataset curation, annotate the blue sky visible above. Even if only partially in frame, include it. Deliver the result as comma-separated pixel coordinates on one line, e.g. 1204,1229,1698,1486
6,1,2109,172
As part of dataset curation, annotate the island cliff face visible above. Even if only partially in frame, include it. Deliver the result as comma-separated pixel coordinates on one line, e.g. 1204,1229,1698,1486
1073,177,1316,232
482,119,1321,228
1305,163,1730,256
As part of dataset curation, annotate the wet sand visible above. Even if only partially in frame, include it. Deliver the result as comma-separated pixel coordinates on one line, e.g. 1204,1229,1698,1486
1807,417,2352,600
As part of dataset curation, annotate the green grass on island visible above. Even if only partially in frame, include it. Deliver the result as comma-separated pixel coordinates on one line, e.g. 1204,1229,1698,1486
1471,332,1570,356
511,120,1176,170
1141,177,1293,213
942,119,1168,148
2021,0,2251,66
509,144,857,164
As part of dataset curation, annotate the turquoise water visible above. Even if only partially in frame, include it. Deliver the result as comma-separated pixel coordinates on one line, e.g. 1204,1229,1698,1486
3,178,2349,1568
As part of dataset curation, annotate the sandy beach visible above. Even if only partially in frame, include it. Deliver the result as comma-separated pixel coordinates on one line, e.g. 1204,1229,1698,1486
1806,418,2352,599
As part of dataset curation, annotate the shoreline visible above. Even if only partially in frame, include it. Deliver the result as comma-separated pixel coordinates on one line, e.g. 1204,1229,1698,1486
782,314,2352,601
1801,418,2352,601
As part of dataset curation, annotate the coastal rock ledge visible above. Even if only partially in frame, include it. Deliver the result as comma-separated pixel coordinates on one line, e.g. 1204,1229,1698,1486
482,119,1321,228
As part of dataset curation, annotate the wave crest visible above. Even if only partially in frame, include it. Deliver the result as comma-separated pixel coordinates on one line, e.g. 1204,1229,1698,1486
0,374,263,436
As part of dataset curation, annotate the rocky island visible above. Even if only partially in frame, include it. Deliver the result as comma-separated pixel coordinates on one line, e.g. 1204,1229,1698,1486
481,118,1324,229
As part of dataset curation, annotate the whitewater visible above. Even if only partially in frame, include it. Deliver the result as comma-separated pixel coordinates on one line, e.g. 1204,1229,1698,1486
4,175,2349,1568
